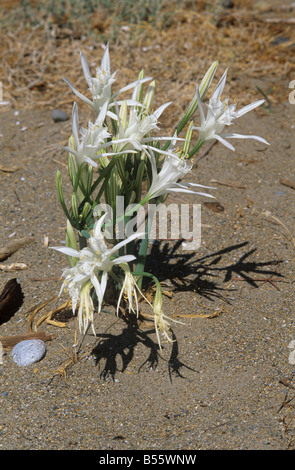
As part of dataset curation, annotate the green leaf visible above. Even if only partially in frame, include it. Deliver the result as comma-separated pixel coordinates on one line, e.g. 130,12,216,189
81,230,91,239
71,192,79,220
56,170,73,224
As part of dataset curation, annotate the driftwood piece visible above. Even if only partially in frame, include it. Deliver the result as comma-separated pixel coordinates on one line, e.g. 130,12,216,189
0,278,24,325
0,331,55,349
0,236,34,261
280,178,295,191
0,164,19,173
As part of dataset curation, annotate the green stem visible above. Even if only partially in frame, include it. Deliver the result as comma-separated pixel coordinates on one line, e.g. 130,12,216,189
188,139,204,158
134,209,154,289
131,270,161,293
78,233,88,250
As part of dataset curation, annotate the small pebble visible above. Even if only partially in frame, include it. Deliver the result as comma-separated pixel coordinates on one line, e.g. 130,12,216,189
223,0,233,7
11,340,46,367
52,109,69,122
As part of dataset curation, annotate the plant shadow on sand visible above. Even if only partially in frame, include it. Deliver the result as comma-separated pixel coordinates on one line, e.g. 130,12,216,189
92,240,284,381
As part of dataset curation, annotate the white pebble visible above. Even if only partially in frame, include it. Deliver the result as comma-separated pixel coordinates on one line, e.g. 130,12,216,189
288,340,295,365
12,340,46,366
289,350,295,365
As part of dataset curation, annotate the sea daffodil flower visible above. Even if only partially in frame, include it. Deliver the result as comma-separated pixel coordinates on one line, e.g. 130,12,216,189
194,69,269,151
64,44,152,116
116,269,151,317
52,214,144,331
145,145,214,201
63,44,116,114
78,280,95,334
63,101,111,169
113,101,172,153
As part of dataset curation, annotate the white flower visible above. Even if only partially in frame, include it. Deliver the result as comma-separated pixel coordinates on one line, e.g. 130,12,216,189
78,281,95,335
194,69,270,151
52,214,144,332
116,269,152,317
59,268,95,334
113,101,172,153
116,270,140,316
55,261,94,334
145,146,214,200
63,101,113,170
60,262,91,315
64,44,116,114
64,44,152,115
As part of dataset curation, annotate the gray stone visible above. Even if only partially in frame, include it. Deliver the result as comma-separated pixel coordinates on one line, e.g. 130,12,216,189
52,109,69,122
223,0,233,7
11,340,46,366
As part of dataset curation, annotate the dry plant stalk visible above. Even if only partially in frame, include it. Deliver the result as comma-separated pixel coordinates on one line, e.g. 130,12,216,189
0,331,55,349
260,210,295,247
26,297,71,331
0,4,293,112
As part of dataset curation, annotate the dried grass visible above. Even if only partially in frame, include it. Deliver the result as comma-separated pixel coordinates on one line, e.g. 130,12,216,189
0,0,294,131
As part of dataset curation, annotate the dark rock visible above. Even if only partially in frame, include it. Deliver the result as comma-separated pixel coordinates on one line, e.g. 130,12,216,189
223,0,234,7
52,109,69,122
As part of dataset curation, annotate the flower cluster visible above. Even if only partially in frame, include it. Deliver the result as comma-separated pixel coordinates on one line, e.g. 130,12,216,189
54,44,268,348
53,213,144,334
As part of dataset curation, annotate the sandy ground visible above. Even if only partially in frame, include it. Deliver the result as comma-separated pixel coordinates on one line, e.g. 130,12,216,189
0,97,294,451
0,0,295,452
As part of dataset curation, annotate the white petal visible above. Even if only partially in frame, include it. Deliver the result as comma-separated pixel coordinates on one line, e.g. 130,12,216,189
109,232,145,256
186,182,216,189
223,132,270,145
168,188,215,197
212,69,227,101
91,272,107,310
106,110,118,120
52,246,81,258
94,213,108,239
213,133,235,151
99,271,108,306
153,102,172,119
80,51,92,84
62,146,79,158
101,43,110,73
83,156,98,167
115,99,146,107
144,145,182,159
72,102,80,150
112,255,136,265
97,99,109,123
235,100,264,118
113,77,153,98
141,136,186,143
63,77,95,110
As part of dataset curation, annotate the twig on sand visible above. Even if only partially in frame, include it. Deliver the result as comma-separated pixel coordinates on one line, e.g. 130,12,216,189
210,179,246,189
255,210,295,247
232,275,284,291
